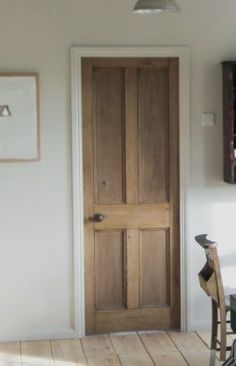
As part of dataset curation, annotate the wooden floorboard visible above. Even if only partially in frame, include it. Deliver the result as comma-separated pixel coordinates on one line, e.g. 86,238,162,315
0,331,226,366
196,330,212,348
110,332,147,355
110,332,154,366
151,351,189,366
118,353,154,366
197,329,233,348
0,342,21,365
139,331,188,366
196,329,233,363
21,341,54,366
81,334,120,365
52,339,87,366
81,335,115,357
86,355,121,366
168,331,211,366
139,330,176,353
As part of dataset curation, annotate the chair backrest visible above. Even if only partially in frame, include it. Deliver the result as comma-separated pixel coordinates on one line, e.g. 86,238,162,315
195,234,226,309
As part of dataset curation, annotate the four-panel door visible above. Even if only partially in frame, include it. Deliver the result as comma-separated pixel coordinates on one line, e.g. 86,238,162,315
82,57,180,334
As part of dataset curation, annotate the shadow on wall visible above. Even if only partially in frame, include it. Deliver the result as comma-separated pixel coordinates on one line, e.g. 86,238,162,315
202,62,222,185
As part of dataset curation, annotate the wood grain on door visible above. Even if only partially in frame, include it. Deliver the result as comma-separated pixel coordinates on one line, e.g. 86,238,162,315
82,57,180,334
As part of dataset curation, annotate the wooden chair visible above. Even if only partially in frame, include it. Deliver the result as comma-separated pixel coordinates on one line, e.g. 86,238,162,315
195,234,234,361
222,339,236,365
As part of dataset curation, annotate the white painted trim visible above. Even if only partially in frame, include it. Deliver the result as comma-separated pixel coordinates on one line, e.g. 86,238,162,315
71,46,190,337
71,50,85,338
191,320,211,331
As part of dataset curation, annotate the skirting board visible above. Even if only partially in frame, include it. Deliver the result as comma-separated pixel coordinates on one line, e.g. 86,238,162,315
191,320,211,331
0,328,78,342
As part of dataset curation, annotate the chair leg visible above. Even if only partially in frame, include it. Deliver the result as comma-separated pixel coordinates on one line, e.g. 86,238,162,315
219,307,227,361
211,300,218,350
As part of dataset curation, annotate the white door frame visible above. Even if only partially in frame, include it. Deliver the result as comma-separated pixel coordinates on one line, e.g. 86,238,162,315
71,46,190,337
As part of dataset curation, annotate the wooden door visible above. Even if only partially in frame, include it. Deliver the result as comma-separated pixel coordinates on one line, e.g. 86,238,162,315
82,57,180,334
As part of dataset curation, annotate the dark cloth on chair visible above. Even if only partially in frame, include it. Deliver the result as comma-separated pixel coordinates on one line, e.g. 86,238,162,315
222,340,236,366
231,295,236,333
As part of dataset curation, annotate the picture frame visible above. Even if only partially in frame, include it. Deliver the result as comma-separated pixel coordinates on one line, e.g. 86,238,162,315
0,73,40,161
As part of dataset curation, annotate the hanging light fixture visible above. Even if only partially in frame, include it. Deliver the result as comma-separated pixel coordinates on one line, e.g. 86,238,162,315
133,0,180,14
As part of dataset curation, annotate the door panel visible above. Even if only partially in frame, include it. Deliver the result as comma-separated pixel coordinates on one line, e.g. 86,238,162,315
93,67,125,204
139,229,169,308
95,230,126,310
138,68,169,203
82,57,180,334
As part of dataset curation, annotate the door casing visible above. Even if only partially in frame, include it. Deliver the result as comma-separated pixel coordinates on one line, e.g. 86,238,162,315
71,46,190,338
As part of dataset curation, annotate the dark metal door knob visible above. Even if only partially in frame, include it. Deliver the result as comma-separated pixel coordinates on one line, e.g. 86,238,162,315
93,213,105,223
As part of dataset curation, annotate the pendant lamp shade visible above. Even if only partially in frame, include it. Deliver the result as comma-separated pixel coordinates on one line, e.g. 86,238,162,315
133,0,180,13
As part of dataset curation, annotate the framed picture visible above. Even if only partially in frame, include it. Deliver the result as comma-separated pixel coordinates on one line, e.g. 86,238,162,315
0,73,40,161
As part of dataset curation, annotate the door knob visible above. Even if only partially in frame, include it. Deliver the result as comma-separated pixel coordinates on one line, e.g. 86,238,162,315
93,213,105,223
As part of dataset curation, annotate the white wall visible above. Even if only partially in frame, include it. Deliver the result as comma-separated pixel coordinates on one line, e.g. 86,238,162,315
0,0,236,340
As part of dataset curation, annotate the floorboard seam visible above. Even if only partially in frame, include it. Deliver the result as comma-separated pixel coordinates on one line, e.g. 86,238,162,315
80,338,89,366
137,331,159,366
166,331,191,366
50,340,56,366
195,331,211,349
19,341,22,366
108,332,138,365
